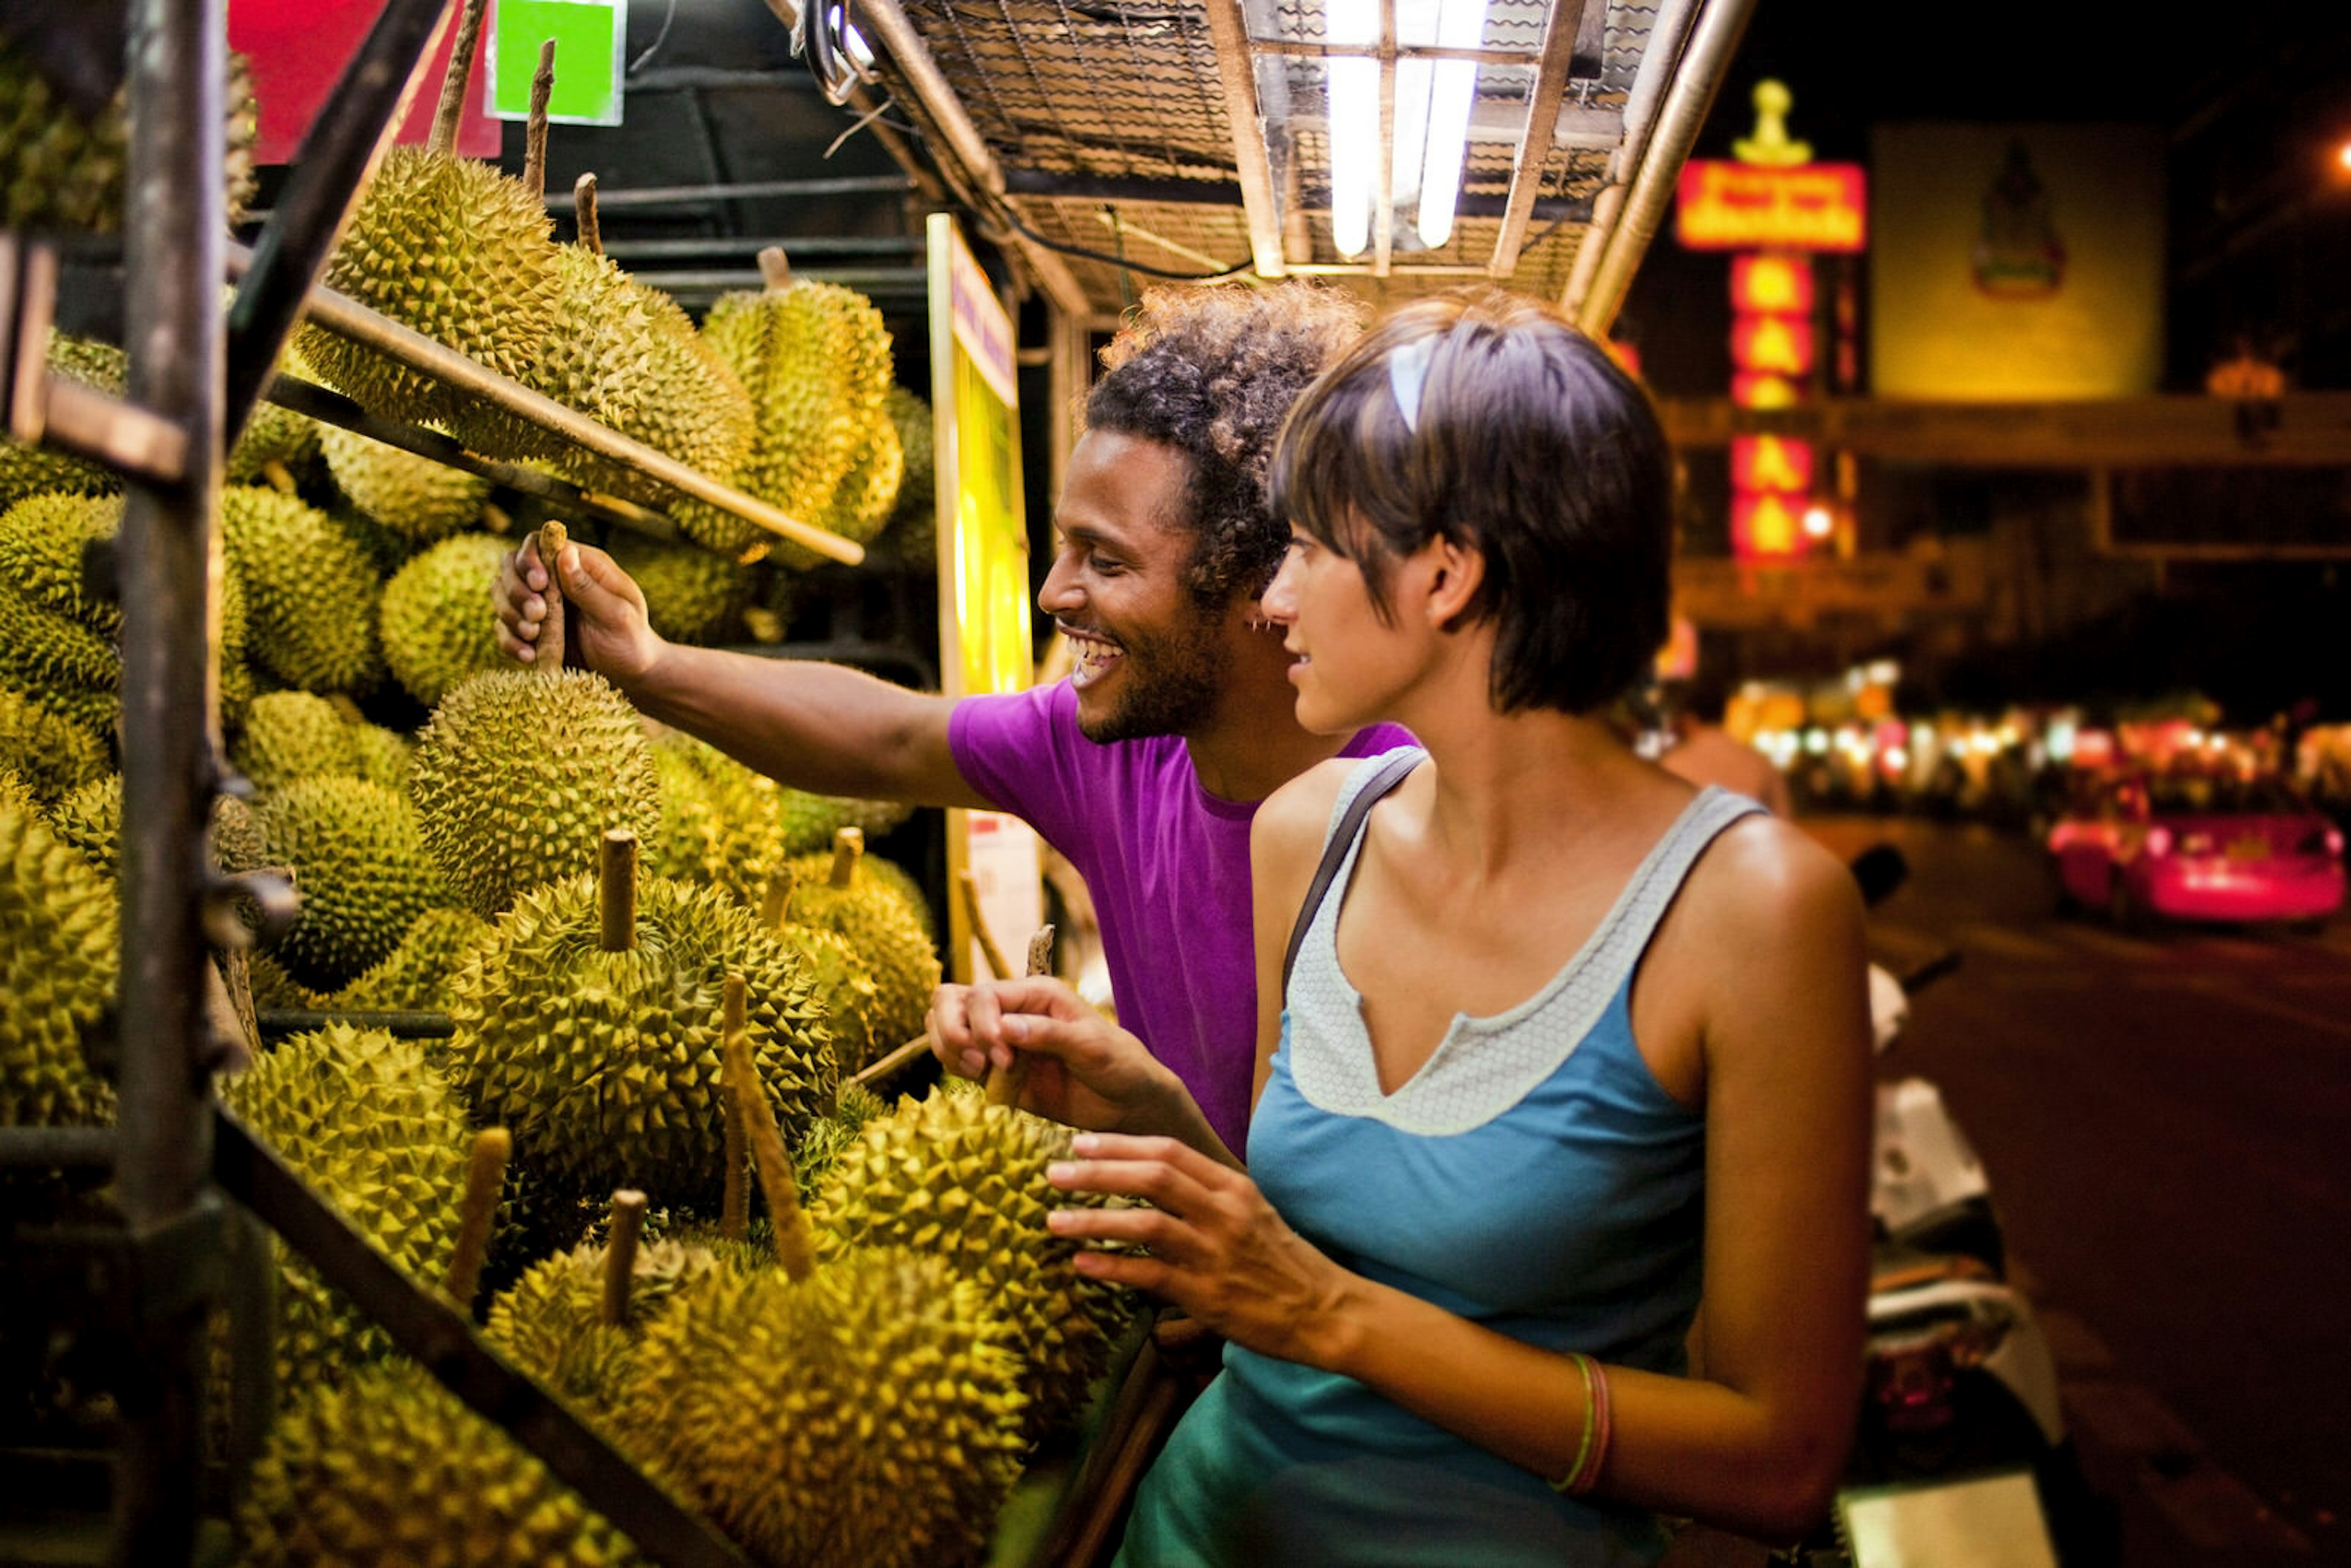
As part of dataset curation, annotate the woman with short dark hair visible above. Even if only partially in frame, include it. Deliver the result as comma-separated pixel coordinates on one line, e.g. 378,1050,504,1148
934,291,1872,1566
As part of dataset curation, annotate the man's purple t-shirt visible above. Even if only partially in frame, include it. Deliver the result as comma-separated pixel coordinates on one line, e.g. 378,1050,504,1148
950,680,1414,1153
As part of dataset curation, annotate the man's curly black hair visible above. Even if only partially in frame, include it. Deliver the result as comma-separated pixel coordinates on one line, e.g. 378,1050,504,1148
1084,282,1367,607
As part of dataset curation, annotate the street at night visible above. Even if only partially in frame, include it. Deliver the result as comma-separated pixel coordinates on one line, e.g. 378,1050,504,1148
1805,816,2350,1566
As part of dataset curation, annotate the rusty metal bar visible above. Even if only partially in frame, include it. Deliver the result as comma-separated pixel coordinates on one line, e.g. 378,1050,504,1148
111,0,227,1556
1559,0,1698,315
1488,0,1603,277
1201,0,1288,277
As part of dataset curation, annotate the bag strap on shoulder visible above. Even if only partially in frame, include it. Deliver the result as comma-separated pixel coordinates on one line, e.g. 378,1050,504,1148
1280,750,1423,993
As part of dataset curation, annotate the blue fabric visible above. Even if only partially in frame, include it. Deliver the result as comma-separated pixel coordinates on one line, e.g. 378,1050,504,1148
1116,803,1727,1566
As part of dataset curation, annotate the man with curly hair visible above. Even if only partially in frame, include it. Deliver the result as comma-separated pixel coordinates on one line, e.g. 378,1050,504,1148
493,282,1409,1150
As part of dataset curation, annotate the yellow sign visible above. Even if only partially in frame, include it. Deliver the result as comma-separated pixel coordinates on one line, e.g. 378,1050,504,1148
1677,162,1868,252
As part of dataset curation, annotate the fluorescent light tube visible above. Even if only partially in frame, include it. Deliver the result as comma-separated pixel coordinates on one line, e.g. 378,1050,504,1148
1415,0,1485,247
1325,0,1378,258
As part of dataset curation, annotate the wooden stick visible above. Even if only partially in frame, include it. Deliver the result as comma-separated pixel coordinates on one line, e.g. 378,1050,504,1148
444,1127,511,1310
961,871,1010,982
719,1073,749,1242
532,519,574,670
600,1189,648,1326
429,0,493,159
523,39,556,202
599,830,638,952
828,827,863,890
851,1032,934,1089
984,923,1056,1108
574,172,602,256
721,974,817,1281
760,866,797,929
757,246,793,291
259,459,296,495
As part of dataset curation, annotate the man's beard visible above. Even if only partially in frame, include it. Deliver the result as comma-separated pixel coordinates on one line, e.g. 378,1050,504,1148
1074,613,1226,743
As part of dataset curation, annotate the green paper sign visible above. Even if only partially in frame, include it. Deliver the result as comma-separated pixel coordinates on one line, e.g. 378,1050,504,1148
489,0,627,127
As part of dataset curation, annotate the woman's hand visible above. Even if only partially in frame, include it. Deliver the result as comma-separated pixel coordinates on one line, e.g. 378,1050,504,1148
928,977,1172,1133
1048,1133,1358,1368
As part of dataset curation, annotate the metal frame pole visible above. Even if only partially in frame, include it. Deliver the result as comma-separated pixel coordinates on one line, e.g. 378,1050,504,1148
112,0,226,1556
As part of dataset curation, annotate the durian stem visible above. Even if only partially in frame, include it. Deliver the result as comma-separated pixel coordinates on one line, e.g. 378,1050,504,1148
600,830,639,952
757,246,793,291
532,519,574,670
960,870,1011,982
760,866,798,929
720,1073,749,1242
601,1189,648,1326
574,172,604,256
259,459,296,495
721,973,818,1282
444,1127,512,1310
429,0,493,159
828,827,864,890
523,39,557,202
984,923,1057,1109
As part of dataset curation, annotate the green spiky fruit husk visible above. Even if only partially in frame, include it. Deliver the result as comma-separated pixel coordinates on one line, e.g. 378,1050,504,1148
319,424,490,545
812,1090,1133,1437
408,668,662,916
330,906,490,1013
789,1079,885,1198
869,384,938,571
551,279,757,513
681,280,891,557
646,732,783,909
218,1026,471,1398
782,845,940,1045
0,47,257,235
379,532,510,707
257,776,457,991
0,339,125,503
0,681,108,805
445,871,836,1206
232,691,359,791
861,853,936,940
610,533,754,647
619,1247,1026,1568
484,1235,722,1419
776,921,883,1073
297,148,564,429
776,788,918,858
350,722,413,793
45,772,117,874
222,486,383,694
0,801,117,1126
239,1360,646,1568
771,403,901,573
245,951,326,1011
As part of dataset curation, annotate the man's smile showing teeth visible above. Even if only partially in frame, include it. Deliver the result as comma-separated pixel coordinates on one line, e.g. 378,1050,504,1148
1065,628,1125,689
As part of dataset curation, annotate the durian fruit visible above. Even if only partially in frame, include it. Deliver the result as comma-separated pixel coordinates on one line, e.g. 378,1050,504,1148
45,773,118,874
647,731,784,909
869,383,938,571
221,486,384,694
0,338,127,503
231,691,361,791
256,776,457,991
245,951,328,1012
775,402,901,572
771,915,884,1075
0,800,118,1126
812,1087,1133,1437
485,1199,721,1421
408,667,661,916
319,424,491,546
621,1247,1027,1568
350,722,414,793
0,43,258,234
379,532,510,707
216,1025,473,1394
443,835,837,1206
0,680,108,805
239,1360,646,1568
681,255,893,558
789,1078,885,1198
782,828,940,1048
609,533,754,646
777,786,917,859
330,906,490,1013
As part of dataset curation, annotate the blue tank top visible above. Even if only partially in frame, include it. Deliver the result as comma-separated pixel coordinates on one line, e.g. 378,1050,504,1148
1119,751,1761,1568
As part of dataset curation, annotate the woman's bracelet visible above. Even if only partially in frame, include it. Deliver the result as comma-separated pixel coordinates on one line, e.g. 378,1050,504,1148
1550,1352,1613,1497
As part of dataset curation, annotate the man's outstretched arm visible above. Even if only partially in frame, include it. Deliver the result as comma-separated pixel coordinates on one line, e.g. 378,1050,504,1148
493,533,991,809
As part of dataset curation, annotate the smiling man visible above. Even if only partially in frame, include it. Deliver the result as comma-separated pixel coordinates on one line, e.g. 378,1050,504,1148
492,282,1408,1149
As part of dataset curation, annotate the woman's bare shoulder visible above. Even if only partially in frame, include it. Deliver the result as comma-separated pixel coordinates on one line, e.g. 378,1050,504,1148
1682,811,1865,942
1254,755,1365,858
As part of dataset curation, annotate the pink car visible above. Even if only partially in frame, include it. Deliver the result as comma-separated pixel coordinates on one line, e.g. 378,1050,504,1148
2049,772,2345,928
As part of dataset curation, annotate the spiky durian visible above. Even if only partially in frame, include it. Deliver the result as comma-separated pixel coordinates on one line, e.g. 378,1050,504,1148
0,340,124,503
789,1079,885,1197
245,951,328,1012
869,383,937,571
772,402,901,572
782,830,940,1046
0,800,116,1126
610,533,754,647
408,668,660,915
444,863,836,1207
239,1360,645,1568
681,274,892,557
257,776,457,991
319,424,491,545
379,532,509,707
619,1248,1026,1568
0,681,108,805
646,732,784,909
350,722,413,793
222,486,383,694
218,1026,471,1397
297,147,565,430
232,691,361,791
776,787,917,859
484,1234,722,1419
0,44,257,234
45,772,117,874
774,921,883,1074
812,1089,1132,1437
330,906,490,1013
552,280,757,513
